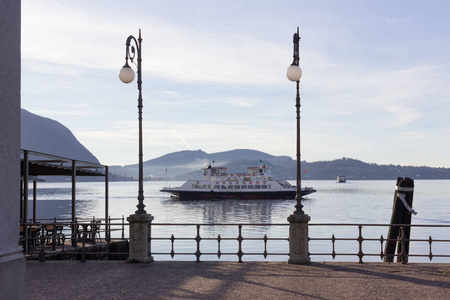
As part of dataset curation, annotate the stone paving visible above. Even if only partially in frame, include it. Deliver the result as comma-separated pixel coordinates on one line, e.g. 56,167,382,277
26,261,449,299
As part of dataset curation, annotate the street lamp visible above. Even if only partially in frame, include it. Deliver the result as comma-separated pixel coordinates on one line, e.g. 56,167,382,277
286,27,304,215
119,29,146,214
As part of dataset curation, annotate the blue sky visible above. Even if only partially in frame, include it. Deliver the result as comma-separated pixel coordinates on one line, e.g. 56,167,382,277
21,0,450,167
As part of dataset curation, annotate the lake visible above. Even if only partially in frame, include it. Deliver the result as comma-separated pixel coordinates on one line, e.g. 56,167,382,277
27,179,450,262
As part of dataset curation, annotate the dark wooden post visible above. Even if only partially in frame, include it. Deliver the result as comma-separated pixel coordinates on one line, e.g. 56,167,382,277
384,177,415,263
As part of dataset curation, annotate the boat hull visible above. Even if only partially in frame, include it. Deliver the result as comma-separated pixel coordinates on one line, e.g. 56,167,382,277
161,188,316,200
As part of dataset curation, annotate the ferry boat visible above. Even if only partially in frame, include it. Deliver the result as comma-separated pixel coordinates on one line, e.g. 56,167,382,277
337,175,346,183
160,163,316,200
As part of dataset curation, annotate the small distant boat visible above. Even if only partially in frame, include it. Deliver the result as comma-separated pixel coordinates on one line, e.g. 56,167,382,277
161,163,316,200
337,175,346,183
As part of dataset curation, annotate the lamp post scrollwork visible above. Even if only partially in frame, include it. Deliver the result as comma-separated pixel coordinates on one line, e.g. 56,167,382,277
118,29,146,215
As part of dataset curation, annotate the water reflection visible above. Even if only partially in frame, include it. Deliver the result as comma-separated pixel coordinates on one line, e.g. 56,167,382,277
161,198,282,224
26,200,71,220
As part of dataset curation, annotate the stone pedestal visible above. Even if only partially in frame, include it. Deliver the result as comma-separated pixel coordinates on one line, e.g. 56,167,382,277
127,214,154,263
287,213,311,264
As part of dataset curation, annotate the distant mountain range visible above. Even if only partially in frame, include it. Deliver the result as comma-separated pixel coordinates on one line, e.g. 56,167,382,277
109,149,293,180
21,109,450,181
110,150,450,181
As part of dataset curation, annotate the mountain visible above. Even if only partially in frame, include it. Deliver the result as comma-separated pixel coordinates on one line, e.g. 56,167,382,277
109,149,294,179
301,157,450,180
21,109,100,164
20,110,450,180
109,151,450,180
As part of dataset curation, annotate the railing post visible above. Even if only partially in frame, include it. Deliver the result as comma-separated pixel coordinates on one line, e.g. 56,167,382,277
237,225,244,263
195,225,202,263
39,224,46,262
287,214,311,264
121,215,125,239
428,236,433,261
81,224,88,262
217,234,222,259
357,225,364,263
170,234,175,258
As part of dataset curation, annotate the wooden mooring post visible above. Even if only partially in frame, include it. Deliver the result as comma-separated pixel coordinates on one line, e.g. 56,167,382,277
384,177,417,263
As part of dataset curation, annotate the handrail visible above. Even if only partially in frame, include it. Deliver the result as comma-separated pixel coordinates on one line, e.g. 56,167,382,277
20,221,450,263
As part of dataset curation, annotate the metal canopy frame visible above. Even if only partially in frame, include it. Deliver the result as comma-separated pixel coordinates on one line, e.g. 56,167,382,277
20,149,109,247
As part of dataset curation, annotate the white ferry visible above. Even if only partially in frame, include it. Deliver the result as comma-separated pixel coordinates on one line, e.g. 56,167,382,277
337,175,346,183
160,163,316,200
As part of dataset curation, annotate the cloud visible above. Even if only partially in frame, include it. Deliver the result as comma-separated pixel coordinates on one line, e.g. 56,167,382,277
225,97,255,107
384,105,421,126
20,0,450,168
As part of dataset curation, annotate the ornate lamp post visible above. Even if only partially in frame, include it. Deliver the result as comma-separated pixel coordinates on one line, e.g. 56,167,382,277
119,29,153,263
286,27,304,215
286,27,310,264
118,29,146,214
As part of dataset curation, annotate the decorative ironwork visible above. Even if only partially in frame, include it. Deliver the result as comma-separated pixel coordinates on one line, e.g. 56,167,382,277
20,221,450,264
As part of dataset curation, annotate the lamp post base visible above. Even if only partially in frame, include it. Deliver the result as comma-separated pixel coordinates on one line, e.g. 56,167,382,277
287,213,311,264
127,213,154,263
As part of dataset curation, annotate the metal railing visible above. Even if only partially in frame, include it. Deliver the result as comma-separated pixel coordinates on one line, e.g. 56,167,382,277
20,221,450,263
20,216,129,261
308,223,450,264
151,223,289,263
150,223,450,263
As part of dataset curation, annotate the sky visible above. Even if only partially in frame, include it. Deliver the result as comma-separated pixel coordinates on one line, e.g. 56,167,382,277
21,0,450,168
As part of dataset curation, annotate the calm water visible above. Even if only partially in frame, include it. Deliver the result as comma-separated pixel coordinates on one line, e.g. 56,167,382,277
27,180,450,262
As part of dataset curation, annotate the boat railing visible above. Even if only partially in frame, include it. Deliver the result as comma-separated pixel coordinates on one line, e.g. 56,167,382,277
277,181,292,188
22,221,450,264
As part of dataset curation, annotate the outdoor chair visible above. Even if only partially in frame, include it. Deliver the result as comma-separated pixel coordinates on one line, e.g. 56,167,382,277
90,220,102,241
77,224,92,243
44,224,63,245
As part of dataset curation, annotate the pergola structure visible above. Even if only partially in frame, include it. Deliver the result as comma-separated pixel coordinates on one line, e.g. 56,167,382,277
20,149,109,226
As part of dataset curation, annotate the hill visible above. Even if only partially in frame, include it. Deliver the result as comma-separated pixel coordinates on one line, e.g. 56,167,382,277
21,109,100,164
109,151,450,181
301,157,450,180
109,149,293,179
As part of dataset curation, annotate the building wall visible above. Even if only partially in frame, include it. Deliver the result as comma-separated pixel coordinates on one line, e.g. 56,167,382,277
0,1,26,299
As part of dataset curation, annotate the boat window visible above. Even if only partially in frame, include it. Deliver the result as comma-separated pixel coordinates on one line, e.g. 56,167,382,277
234,185,240,189
255,185,261,189
203,185,207,189
268,185,271,189
262,185,267,189
228,185,233,189
214,185,220,189
207,185,212,189
221,185,226,189
241,185,247,189
247,185,253,189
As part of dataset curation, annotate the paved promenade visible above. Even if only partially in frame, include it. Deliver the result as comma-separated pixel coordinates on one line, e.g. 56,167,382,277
26,261,449,299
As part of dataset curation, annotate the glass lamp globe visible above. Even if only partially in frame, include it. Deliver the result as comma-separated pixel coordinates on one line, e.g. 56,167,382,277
286,65,302,82
118,66,135,83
